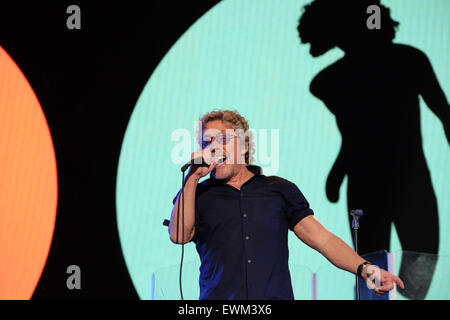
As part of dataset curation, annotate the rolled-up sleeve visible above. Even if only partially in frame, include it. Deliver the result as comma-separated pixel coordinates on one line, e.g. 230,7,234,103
282,182,314,230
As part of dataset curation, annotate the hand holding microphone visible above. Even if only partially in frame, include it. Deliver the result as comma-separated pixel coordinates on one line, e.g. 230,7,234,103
181,145,226,179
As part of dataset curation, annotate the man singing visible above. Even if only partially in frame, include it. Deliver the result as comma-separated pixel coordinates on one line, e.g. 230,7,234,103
169,109,404,300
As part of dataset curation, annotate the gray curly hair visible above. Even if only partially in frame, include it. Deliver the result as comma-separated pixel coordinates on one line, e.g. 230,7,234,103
196,109,255,165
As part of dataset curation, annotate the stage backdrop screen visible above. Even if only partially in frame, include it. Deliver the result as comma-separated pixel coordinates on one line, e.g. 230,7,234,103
116,0,450,299
0,46,58,299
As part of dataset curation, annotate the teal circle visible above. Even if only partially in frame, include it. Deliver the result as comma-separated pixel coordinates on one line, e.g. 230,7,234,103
116,0,450,299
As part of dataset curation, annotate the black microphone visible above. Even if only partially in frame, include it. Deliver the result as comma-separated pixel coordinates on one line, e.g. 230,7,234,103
350,209,363,229
350,209,363,217
181,156,226,172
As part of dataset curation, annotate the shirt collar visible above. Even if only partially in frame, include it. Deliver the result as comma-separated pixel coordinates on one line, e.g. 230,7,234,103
246,165,263,176
209,165,263,185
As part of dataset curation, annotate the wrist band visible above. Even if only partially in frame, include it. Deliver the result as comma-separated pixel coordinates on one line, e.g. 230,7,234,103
357,261,371,278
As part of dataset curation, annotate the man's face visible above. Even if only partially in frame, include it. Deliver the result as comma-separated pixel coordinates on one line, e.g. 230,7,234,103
202,120,248,181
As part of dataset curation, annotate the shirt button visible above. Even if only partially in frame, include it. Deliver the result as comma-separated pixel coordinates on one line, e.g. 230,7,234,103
247,259,252,264
243,213,247,218
245,236,249,240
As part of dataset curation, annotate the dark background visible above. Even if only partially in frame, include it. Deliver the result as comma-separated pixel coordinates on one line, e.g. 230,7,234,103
0,0,220,299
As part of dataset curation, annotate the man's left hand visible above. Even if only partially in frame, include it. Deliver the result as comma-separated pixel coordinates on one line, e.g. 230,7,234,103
362,265,405,296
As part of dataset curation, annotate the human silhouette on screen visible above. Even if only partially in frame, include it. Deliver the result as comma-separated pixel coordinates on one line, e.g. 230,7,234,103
298,0,450,299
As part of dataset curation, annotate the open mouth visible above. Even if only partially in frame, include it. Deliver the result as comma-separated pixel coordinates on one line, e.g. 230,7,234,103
216,156,227,168
217,160,226,168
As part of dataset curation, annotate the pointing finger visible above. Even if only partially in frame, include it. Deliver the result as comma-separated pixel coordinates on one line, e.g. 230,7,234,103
391,275,405,289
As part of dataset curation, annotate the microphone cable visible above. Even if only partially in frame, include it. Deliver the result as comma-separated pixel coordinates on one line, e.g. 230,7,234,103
177,156,223,300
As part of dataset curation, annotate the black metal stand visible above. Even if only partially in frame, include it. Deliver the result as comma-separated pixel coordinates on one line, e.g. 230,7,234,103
350,209,363,300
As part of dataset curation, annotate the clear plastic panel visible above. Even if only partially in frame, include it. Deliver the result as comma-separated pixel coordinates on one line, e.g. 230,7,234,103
289,263,314,300
314,250,450,300
314,263,355,300
393,250,450,300
152,260,200,300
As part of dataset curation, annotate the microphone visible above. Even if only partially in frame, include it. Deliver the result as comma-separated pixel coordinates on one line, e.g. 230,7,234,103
180,156,226,172
350,209,363,229
350,209,363,217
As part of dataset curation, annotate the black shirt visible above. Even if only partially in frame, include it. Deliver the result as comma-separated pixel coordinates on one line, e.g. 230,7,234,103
172,165,314,300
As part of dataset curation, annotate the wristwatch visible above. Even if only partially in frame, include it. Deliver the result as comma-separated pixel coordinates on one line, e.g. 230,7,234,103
357,261,371,278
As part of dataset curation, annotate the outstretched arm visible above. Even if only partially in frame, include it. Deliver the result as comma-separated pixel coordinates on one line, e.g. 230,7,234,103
294,215,404,295
419,52,450,145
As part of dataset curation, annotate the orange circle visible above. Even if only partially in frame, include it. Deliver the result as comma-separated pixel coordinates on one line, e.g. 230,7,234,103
0,46,58,299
